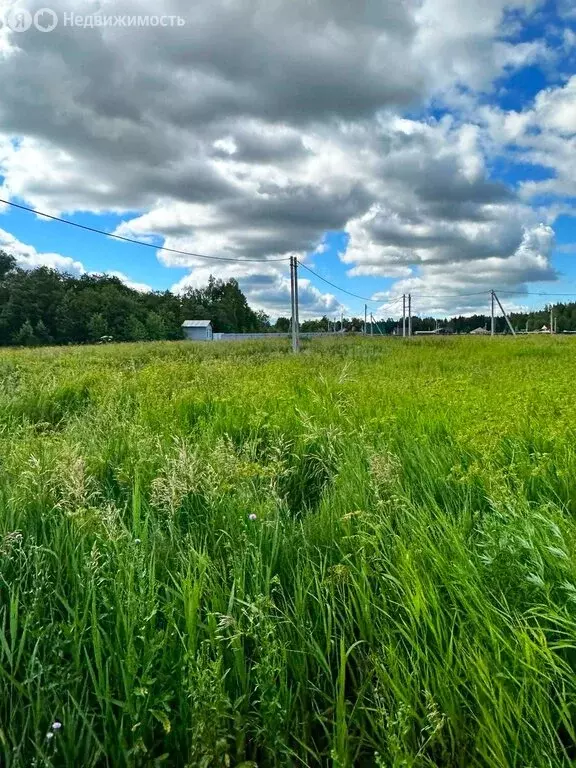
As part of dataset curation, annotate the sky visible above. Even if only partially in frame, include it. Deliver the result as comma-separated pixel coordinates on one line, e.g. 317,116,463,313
0,0,575,320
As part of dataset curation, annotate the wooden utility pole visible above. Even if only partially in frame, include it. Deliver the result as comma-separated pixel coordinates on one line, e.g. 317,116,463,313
408,293,412,337
364,304,367,335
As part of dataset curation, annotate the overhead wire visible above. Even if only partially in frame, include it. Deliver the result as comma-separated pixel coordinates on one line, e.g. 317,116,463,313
0,198,290,264
297,260,402,305
3,198,576,305
496,289,576,297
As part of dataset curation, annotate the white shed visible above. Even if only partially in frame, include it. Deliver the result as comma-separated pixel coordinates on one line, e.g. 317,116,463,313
181,320,213,341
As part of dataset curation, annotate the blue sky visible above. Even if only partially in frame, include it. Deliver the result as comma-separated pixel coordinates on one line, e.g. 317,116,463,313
0,0,575,319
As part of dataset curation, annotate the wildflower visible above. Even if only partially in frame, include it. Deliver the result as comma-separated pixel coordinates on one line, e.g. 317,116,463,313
134,538,141,544
248,513,257,521
46,721,62,740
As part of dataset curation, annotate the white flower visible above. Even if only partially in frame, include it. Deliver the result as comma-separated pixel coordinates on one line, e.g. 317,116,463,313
248,514,257,521
52,721,62,730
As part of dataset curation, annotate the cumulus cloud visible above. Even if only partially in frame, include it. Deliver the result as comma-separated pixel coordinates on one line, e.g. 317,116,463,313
97,270,153,293
171,261,343,318
0,227,85,273
338,118,556,306
375,224,556,316
480,76,576,202
0,227,151,292
0,0,561,316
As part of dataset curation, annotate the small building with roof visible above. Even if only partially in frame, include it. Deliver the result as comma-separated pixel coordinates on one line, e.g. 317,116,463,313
181,320,213,341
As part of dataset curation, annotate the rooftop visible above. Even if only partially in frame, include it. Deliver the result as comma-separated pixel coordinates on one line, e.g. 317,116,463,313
181,320,212,328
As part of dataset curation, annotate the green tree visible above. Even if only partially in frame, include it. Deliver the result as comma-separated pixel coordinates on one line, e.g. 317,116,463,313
35,319,52,345
145,311,167,340
126,315,147,341
14,319,37,346
275,317,290,332
255,310,271,331
87,313,109,342
0,250,16,280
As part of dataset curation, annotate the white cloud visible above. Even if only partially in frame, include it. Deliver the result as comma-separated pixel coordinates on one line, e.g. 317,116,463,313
0,227,85,273
0,0,564,317
413,0,547,91
479,76,576,203
373,224,555,316
531,76,576,136
100,270,153,293
0,228,151,292
171,260,342,318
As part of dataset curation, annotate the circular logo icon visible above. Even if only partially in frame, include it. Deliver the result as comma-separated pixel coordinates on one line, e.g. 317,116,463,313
3,7,33,32
34,7,58,31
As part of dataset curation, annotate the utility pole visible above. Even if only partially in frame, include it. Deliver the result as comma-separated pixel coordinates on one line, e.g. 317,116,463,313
370,312,374,336
290,256,299,353
341,311,344,333
408,293,412,337
364,304,367,336
550,306,554,335
491,290,495,336
289,255,295,343
493,292,516,336
294,258,300,350
402,294,406,337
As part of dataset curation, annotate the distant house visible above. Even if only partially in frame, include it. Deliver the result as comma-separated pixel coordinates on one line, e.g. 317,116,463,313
181,320,213,341
470,327,489,335
414,328,450,335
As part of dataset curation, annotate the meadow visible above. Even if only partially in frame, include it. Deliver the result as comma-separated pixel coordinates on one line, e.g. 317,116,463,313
1,335,576,767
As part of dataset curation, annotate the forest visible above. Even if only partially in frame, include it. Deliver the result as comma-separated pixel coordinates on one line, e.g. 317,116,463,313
0,251,270,345
2,249,576,345
297,306,576,335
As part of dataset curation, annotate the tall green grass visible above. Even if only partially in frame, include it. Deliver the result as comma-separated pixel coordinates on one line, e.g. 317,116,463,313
1,336,576,766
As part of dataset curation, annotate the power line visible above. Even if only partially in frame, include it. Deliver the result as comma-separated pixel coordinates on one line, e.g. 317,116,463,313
410,290,490,299
0,198,289,264
497,290,576,297
297,260,401,305
5,198,576,302
411,289,576,299
373,295,405,313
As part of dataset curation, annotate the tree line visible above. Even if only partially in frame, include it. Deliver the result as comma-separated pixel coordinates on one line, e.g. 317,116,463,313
3,248,576,346
287,305,576,335
0,251,271,346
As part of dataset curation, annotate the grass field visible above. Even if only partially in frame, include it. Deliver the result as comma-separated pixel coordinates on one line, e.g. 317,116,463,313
1,336,576,767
